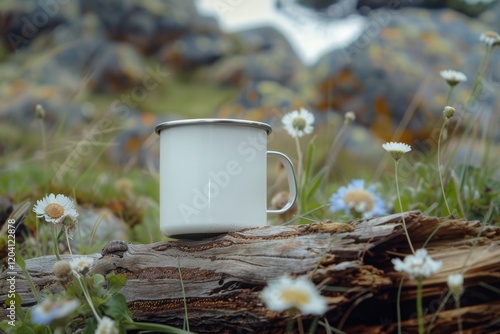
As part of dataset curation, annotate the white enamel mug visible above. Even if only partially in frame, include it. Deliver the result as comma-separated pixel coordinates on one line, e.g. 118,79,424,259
155,119,297,238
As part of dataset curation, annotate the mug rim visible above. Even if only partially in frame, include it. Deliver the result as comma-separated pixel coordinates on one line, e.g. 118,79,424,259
155,118,272,135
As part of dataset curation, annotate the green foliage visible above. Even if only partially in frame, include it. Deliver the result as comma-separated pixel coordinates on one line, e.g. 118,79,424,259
103,294,132,323
1,14,499,334
298,141,328,222
456,164,500,223
0,270,134,333
395,161,500,224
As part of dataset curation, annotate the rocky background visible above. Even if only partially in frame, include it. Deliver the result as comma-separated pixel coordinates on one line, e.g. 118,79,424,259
1,0,500,163
1,0,499,240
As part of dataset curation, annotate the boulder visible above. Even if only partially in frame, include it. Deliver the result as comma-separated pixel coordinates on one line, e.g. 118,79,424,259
108,110,163,169
158,33,234,71
215,80,307,121
0,0,68,52
297,0,495,17
68,206,129,250
208,26,306,87
80,0,219,54
480,0,500,33
312,7,500,144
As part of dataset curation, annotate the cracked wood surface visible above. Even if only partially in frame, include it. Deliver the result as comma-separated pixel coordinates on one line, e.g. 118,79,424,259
1,212,500,333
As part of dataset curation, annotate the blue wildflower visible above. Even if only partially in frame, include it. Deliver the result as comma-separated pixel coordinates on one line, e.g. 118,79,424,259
329,179,387,218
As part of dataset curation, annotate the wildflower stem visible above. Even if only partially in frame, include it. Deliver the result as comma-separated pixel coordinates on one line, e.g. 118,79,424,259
294,135,304,216
324,119,349,183
461,202,493,272
394,160,415,254
445,86,454,106
283,203,332,225
76,274,101,322
422,221,445,249
466,46,493,111
454,296,463,334
294,135,303,186
437,120,451,216
416,279,424,334
38,118,48,184
297,315,305,334
52,225,61,261
124,320,193,333
426,291,452,334
396,276,404,334
16,254,41,303
35,218,40,258
444,113,479,218
64,226,73,258
177,257,190,332
286,315,294,334
307,316,319,334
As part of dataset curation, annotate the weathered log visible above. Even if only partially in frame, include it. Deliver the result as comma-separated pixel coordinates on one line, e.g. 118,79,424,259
1,212,500,333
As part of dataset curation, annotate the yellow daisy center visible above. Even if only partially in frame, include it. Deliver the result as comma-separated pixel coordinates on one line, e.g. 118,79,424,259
343,189,374,212
42,300,62,312
44,203,65,219
484,31,499,40
281,288,310,307
292,117,307,131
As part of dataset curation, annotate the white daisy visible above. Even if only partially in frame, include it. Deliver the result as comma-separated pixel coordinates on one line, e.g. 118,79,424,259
382,142,411,162
69,256,95,276
282,108,315,138
329,179,387,218
260,275,327,315
33,194,79,224
439,70,467,86
392,249,442,281
479,31,500,48
95,316,119,334
447,273,464,296
31,298,79,325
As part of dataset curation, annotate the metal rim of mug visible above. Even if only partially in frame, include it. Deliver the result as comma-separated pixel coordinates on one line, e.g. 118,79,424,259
155,119,272,135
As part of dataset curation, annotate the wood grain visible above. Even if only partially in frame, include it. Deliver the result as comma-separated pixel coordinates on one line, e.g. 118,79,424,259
2,212,499,333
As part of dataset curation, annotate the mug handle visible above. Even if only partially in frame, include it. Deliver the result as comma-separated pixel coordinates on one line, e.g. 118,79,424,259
266,151,297,214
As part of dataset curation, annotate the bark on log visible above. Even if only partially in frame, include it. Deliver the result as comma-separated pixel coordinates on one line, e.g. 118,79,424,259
2,212,500,333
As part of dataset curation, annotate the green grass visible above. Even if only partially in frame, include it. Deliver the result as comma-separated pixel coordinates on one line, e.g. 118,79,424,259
1,31,500,334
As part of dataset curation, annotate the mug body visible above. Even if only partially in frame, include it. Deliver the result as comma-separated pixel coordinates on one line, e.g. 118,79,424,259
156,119,271,237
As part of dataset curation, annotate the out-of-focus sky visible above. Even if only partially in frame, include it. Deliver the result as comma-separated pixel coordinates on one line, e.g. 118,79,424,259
196,0,364,66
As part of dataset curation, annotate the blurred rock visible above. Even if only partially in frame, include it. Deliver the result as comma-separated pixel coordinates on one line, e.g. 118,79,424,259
312,7,500,144
70,206,129,249
2,0,499,171
109,110,163,169
446,0,497,17
297,0,494,17
209,26,305,87
0,0,68,52
0,33,147,129
40,36,146,93
80,0,219,54
158,33,234,71
298,0,445,11
356,0,446,13
216,80,307,121
0,87,87,129
86,41,147,93
480,1,500,33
